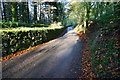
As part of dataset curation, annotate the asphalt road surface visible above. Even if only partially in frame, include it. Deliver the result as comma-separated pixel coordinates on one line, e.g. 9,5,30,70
2,30,82,78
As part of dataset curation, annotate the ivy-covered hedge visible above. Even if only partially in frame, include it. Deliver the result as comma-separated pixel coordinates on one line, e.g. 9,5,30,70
1,27,65,57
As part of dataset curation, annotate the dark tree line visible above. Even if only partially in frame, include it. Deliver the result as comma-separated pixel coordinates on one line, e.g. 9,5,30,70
1,2,66,25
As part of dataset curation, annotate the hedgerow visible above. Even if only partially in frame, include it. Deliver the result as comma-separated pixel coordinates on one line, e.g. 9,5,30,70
1,27,65,57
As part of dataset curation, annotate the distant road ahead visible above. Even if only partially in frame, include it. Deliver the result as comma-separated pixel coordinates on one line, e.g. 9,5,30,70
2,30,82,78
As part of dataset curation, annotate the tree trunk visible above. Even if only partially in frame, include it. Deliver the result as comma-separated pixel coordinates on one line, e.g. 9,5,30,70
22,2,29,23
39,3,42,24
34,2,37,24
11,2,18,22
2,2,7,22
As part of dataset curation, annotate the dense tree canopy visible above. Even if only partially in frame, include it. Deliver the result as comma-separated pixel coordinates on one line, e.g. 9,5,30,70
67,2,120,28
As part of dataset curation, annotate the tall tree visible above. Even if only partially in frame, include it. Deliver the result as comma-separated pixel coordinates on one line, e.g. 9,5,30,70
11,2,18,22
2,2,7,22
2,2,12,22
22,2,29,23
34,2,37,24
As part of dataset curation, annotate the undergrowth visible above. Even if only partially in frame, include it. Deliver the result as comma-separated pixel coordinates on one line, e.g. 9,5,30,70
86,22,120,78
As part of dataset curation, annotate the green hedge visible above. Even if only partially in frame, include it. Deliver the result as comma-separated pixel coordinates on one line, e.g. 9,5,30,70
0,21,48,28
1,27,65,57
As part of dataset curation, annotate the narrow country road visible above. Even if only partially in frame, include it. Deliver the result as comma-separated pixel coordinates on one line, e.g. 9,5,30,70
2,30,82,78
